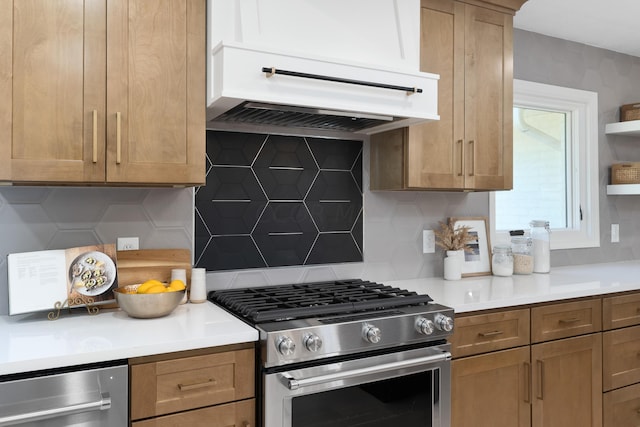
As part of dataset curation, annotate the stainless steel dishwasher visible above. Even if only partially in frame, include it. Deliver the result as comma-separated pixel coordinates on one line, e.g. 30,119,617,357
0,361,127,426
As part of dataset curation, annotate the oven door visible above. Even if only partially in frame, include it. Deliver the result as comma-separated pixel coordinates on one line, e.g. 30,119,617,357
263,344,451,427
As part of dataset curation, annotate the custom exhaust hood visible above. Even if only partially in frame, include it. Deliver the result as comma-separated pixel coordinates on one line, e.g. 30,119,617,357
207,0,440,135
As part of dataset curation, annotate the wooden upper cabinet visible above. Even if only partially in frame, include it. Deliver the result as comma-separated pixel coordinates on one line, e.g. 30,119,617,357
106,0,205,185
0,0,205,186
370,0,520,191
0,0,106,183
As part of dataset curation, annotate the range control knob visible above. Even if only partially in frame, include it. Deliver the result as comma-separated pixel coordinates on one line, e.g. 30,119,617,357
276,336,296,356
416,317,435,335
364,325,382,343
435,313,454,332
303,334,323,352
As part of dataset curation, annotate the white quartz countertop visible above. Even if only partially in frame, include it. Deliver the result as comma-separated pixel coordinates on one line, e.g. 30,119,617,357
0,302,258,376
5,260,640,377
388,260,640,314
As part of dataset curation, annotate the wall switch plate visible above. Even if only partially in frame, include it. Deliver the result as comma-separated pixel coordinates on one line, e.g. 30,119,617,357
611,224,620,243
117,237,139,251
423,230,435,253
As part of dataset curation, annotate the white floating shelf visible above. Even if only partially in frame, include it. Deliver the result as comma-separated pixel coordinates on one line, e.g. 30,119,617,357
606,120,640,136
607,184,640,195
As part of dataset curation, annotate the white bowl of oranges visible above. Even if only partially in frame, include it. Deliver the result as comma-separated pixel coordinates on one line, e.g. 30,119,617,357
114,279,186,318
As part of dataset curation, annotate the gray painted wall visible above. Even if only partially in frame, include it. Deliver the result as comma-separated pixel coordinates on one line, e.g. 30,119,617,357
513,29,640,266
2,29,640,315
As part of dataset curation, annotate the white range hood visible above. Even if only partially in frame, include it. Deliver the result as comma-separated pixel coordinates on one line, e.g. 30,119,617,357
207,0,439,135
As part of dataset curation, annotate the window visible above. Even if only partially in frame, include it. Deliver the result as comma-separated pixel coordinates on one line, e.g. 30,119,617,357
490,80,599,250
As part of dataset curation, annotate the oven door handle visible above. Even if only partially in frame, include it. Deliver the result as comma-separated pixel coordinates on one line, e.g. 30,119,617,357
280,351,451,391
0,392,111,426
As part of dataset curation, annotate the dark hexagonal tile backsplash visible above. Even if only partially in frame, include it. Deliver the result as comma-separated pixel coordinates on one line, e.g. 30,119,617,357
195,130,363,270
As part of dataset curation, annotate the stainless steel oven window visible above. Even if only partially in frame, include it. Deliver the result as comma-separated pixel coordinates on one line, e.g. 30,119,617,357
264,345,451,427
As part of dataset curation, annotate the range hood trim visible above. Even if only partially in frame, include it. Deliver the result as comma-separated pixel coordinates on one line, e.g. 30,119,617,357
207,42,440,135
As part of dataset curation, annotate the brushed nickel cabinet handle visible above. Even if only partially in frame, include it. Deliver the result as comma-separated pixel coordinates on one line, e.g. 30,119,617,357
537,359,544,400
468,140,475,176
559,317,580,324
116,112,122,164
524,361,531,403
457,139,463,176
478,330,504,337
92,110,98,163
177,378,217,391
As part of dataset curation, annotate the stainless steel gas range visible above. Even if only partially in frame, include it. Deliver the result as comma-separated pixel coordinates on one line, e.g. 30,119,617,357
209,279,454,427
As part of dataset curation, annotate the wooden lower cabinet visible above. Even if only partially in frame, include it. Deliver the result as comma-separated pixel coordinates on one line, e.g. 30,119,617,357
129,345,255,427
452,346,530,427
531,333,602,427
603,382,640,427
132,399,254,427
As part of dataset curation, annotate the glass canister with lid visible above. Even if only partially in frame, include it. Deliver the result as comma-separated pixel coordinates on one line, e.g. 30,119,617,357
529,220,551,273
510,230,533,275
492,244,514,277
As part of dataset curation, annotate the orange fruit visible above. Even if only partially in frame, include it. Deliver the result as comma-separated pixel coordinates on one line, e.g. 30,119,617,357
145,284,167,294
168,279,186,291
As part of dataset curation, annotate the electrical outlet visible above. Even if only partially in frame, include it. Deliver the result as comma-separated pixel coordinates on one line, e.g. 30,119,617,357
423,230,435,253
611,224,620,243
117,237,139,251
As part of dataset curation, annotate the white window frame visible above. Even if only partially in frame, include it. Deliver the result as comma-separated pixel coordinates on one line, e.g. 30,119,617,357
490,79,599,250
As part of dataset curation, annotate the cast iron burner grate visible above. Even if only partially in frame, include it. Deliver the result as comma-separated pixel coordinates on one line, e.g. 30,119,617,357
208,279,433,322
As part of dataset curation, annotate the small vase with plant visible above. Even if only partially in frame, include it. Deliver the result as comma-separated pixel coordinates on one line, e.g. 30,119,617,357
434,220,475,280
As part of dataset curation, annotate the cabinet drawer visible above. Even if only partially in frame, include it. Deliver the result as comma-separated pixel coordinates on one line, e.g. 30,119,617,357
131,348,254,420
449,309,530,358
132,398,255,427
531,299,601,343
603,292,640,330
604,383,640,427
603,325,640,391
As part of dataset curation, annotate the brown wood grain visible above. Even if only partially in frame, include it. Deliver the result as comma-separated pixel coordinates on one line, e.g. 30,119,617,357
603,325,640,391
449,308,530,358
531,333,602,427
603,292,640,330
8,0,106,183
452,347,530,427
106,0,205,185
116,249,191,287
603,382,640,427
531,299,602,343
130,348,254,421
370,0,514,191
0,0,12,180
132,399,255,427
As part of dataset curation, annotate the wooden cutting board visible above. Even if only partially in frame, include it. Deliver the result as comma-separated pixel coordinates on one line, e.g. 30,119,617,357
116,249,192,288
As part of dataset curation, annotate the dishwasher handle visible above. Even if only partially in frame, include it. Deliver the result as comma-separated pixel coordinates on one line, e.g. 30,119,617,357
280,351,451,391
0,392,111,426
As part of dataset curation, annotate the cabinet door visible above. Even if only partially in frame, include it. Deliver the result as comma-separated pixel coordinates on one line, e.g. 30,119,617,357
603,325,640,391
531,333,602,427
404,0,465,189
106,0,205,185
0,0,106,183
603,383,640,427
132,399,255,427
463,4,513,190
452,347,530,427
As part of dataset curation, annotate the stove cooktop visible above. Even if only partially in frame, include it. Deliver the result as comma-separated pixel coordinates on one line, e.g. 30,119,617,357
208,279,433,323
210,279,454,367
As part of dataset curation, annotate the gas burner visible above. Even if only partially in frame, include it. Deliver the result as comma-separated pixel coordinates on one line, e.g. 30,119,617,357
209,279,433,322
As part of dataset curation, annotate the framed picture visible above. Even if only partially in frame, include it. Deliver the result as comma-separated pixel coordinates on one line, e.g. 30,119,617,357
450,216,491,277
